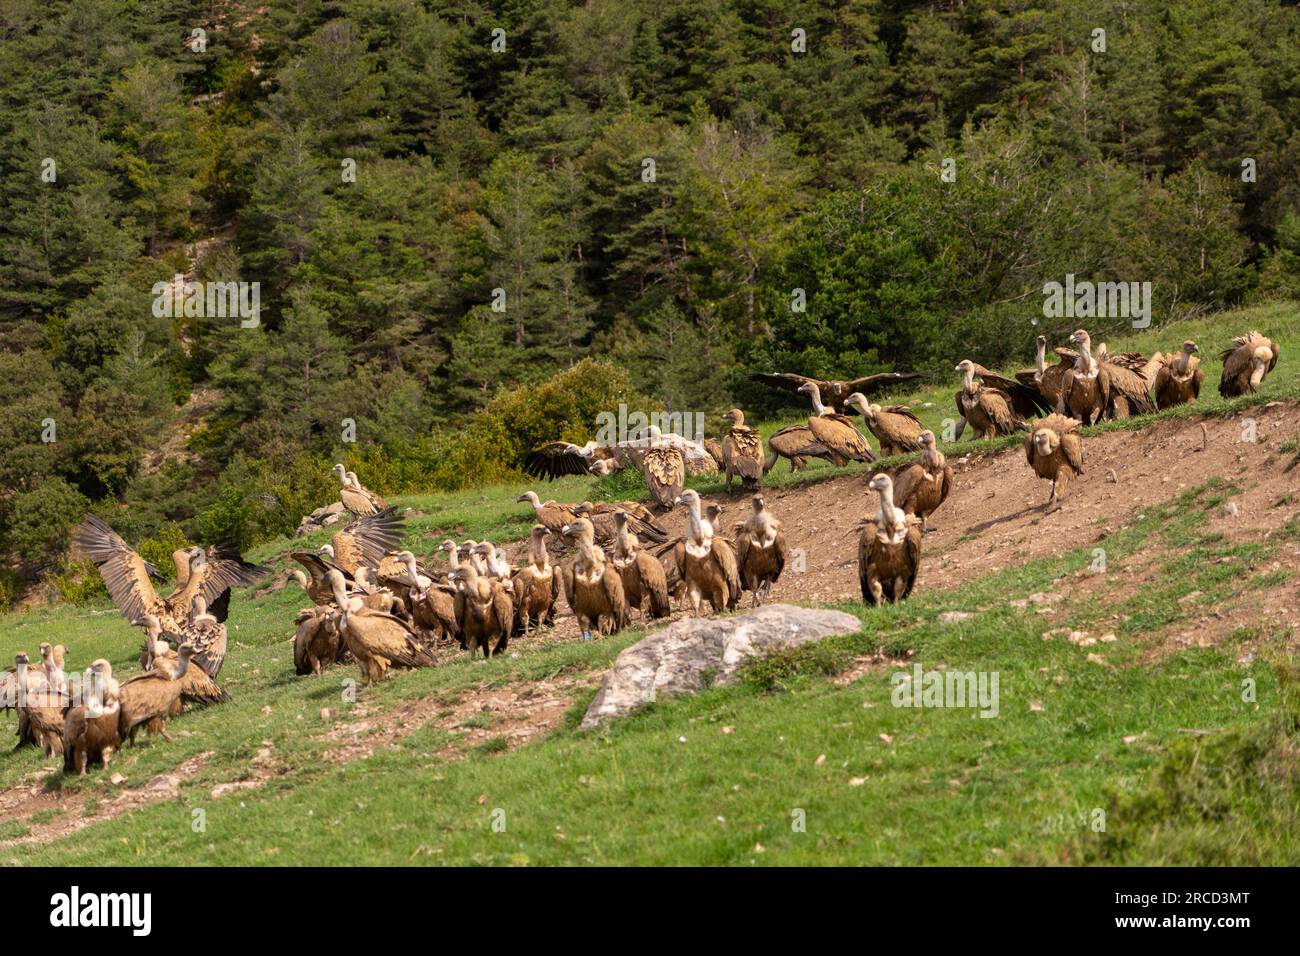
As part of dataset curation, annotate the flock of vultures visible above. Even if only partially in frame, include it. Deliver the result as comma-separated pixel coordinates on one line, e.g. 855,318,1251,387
0,328,1280,777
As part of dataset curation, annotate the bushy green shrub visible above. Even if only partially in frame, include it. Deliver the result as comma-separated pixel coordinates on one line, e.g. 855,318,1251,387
3,478,89,573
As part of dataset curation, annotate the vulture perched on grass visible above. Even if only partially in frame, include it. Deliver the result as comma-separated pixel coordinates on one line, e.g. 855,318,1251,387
1056,329,1159,423
857,473,922,606
797,382,877,465
512,525,564,635
561,516,627,640
641,443,686,510
1025,414,1084,511
672,490,741,615
15,645,67,756
452,562,514,658
954,360,1031,439
73,517,269,631
118,643,201,745
1153,341,1204,408
610,512,671,620
63,660,121,775
1219,331,1280,397
890,430,953,532
1015,335,1076,410
751,371,925,415
333,464,388,515
293,605,344,676
721,409,763,493
326,569,435,683
763,424,834,473
848,395,925,456
1096,343,1161,418
734,496,786,607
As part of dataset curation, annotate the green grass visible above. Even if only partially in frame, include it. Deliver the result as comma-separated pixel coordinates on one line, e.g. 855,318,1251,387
3,302,1299,865
3,477,1296,865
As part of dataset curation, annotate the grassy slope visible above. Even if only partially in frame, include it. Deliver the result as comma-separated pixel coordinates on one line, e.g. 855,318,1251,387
2,302,1298,864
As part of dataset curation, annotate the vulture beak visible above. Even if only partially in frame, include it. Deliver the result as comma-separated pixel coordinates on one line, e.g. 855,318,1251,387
515,494,528,503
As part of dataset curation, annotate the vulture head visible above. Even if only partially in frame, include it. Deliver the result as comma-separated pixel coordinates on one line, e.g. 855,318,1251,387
346,471,364,491
589,459,616,476
440,539,457,553
1036,334,1048,350
726,409,746,428
516,491,542,508
868,473,894,497
673,489,702,511
843,392,872,417
1181,340,1199,356
319,543,335,559
918,430,937,449
750,495,766,514
1250,345,1273,387
1069,329,1092,350
954,358,975,381
1032,424,1060,457
289,569,309,591
332,463,347,486
795,380,824,408
612,511,629,528
559,517,596,545
187,549,208,576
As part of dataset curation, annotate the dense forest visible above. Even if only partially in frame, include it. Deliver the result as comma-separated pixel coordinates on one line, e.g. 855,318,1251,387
3,0,1300,601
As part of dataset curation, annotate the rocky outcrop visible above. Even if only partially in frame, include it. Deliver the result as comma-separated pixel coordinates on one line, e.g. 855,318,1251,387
295,501,348,537
580,604,863,729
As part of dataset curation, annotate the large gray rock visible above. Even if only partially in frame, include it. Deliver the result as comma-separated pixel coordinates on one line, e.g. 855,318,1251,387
295,501,348,537
580,604,863,729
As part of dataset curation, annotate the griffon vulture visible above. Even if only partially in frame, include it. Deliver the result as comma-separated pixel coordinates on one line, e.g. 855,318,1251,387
118,643,201,745
610,512,671,620
326,570,435,683
642,444,686,510
560,517,627,640
848,395,924,457
139,615,230,706
512,525,564,636
293,606,345,676
890,430,953,532
333,464,388,515
63,660,121,775
857,474,922,606
1026,414,1084,510
73,517,269,631
1219,331,1280,397
517,491,579,539
15,645,67,755
672,490,742,615
954,360,1030,439
1016,335,1076,410
734,496,787,607
763,424,834,473
452,563,514,658
797,382,877,466
574,501,669,544
1153,341,1204,408
721,409,764,493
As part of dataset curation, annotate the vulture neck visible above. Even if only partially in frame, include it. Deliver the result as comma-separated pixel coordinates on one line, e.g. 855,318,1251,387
169,653,191,681
805,386,827,416
445,548,460,572
530,535,549,568
962,367,976,393
876,488,907,542
1034,341,1047,378
1076,339,1096,374
685,500,713,553
402,555,422,586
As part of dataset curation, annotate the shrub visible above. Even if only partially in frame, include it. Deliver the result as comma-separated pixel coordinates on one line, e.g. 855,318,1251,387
3,477,89,573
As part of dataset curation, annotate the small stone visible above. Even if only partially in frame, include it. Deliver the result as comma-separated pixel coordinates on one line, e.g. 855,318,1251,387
110,773,125,785
938,611,974,624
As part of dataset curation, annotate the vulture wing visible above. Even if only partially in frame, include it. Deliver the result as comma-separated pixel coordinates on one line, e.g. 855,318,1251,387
523,441,592,480
970,364,1053,417
749,372,819,396
206,587,233,624
842,371,926,394
710,537,743,609
196,543,272,607
179,661,230,705
767,424,831,459
642,447,685,508
808,414,877,463
72,515,162,626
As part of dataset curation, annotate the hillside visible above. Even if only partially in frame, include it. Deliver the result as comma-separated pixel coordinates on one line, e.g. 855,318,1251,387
2,303,1298,864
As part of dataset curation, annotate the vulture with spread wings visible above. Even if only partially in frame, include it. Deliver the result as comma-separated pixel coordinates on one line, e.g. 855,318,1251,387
750,371,925,415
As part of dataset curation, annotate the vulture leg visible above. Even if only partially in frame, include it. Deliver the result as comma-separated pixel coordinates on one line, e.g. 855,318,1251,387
892,576,907,605
868,574,885,606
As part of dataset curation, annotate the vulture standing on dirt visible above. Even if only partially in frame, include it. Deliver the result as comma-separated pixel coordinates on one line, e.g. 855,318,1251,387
672,490,741,615
118,643,201,745
1056,329,1160,423
452,561,514,658
1152,341,1204,408
517,491,580,539
797,382,878,466
857,473,923,606
1025,414,1084,511
1017,336,1076,410
326,569,435,684
751,371,925,415
763,424,834,473
1219,331,1280,397
73,517,269,631
610,512,671,620
954,360,1031,439
574,500,668,544
560,516,627,640
848,395,925,456
511,525,564,636
722,409,764,493
62,659,121,775
333,464,388,516
139,615,230,706
890,430,953,532
734,496,787,607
